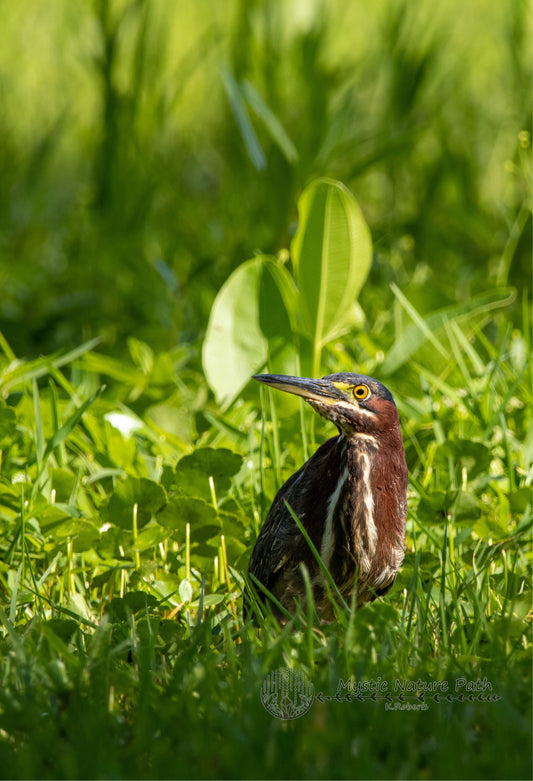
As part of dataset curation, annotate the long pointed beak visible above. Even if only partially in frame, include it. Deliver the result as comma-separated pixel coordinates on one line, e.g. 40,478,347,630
253,374,344,404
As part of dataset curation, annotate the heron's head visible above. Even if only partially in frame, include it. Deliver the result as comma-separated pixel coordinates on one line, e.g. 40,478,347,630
253,372,401,438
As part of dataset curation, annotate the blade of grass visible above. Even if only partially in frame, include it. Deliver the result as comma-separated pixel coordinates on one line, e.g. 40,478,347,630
220,65,266,171
0,337,103,392
41,385,106,465
284,500,350,612
247,572,293,623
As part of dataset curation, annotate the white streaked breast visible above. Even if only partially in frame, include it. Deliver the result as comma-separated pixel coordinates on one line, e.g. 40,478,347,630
360,452,377,555
352,433,379,445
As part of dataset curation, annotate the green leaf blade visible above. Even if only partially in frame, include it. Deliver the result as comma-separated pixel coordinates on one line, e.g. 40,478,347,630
220,66,266,172
381,287,516,375
242,80,298,164
291,178,372,365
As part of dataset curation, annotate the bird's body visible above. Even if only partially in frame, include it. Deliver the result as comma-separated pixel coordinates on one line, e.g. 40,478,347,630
247,372,408,622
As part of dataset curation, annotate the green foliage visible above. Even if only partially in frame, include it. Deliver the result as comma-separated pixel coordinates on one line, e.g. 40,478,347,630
0,0,531,778
0,279,530,778
203,178,372,402
381,287,517,375
0,0,530,355
291,179,371,363
202,256,274,405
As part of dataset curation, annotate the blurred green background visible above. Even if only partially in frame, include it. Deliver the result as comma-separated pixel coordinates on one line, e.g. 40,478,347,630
0,0,530,361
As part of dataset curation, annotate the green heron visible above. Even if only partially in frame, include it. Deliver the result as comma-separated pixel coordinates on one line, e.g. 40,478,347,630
247,372,408,622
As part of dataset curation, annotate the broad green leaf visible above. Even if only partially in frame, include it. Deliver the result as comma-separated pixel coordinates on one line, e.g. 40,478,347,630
258,260,300,376
202,257,273,406
45,619,79,642
179,578,193,603
105,592,159,621
291,178,372,367
50,468,77,503
39,507,85,535
508,487,532,514
452,492,482,522
172,448,243,502
473,517,510,542
434,440,492,481
106,426,137,469
104,477,167,529
72,526,101,554
418,489,482,523
219,510,246,538
125,525,168,554
259,260,295,339
381,287,515,375
156,496,218,534
216,535,247,564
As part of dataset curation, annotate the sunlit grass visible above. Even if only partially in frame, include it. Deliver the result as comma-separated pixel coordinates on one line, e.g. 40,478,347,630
0,308,530,778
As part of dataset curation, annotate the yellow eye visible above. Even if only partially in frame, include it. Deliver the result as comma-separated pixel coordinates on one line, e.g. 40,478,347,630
353,384,370,400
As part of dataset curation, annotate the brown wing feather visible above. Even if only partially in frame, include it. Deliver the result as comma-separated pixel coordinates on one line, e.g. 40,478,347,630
247,463,307,589
246,437,342,614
